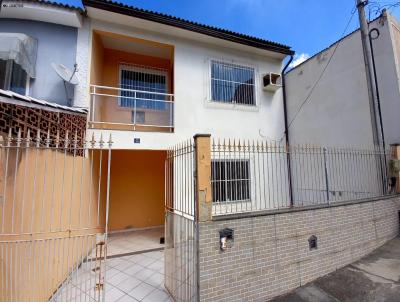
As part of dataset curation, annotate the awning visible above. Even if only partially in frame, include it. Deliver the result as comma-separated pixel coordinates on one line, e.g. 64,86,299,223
0,33,38,78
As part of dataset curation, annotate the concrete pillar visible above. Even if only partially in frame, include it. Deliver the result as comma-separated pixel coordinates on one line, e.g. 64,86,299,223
193,134,212,222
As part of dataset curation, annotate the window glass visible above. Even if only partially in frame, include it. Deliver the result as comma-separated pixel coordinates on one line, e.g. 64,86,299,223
119,66,168,110
0,60,6,90
211,61,255,105
10,62,27,95
211,160,251,202
0,59,27,94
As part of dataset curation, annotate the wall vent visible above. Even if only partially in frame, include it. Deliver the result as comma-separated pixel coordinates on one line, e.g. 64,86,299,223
262,73,282,92
308,235,318,250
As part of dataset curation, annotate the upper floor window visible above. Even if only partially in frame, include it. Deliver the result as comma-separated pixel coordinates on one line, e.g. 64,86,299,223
211,60,256,106
119,64,169,111
0,33,37,95
0,59,28,95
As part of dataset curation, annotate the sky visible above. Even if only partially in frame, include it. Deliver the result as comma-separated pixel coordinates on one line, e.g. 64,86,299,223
61,0,400,67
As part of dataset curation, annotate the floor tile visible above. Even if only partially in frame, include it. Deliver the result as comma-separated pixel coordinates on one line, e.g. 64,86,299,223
108,272,130,286
124,263,143,276
135,267,156,281
117,277,142,294
142,288,170,302
116,295,139,302
104,286,125,302
144,272,164,288
128,282,155,301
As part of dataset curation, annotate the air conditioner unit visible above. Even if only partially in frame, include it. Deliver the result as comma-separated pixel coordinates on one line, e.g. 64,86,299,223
262,72,282,92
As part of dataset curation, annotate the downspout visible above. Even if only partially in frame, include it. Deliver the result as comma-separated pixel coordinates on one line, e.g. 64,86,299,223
282,55,294,206
369,26,387,193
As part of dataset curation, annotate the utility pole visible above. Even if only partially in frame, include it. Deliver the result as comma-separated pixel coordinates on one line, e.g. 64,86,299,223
356,0,380,147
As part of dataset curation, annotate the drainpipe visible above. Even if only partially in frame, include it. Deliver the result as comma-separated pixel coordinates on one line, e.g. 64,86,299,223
369,25,387,193
282,55,294,206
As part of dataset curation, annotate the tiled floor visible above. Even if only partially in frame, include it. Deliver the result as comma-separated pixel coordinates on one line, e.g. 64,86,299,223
104,250,171,302
52,228,171,302
107,227,165,257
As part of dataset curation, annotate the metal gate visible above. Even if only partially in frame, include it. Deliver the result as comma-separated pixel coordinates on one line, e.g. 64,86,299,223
0,130,112,302
164,140,198,302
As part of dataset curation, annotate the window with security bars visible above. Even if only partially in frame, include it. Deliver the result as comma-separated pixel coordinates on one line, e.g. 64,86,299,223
119,64,168,110
211,60,255,105
211,159,251,202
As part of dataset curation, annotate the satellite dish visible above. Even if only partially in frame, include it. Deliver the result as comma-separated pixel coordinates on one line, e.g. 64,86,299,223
52,63,79,105
52,63,79,85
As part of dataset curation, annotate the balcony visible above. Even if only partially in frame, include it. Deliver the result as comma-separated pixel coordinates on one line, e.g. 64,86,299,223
89,85,174,132
88,30,175,133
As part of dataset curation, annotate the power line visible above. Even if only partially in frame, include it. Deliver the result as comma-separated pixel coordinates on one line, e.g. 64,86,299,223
283,6,357,137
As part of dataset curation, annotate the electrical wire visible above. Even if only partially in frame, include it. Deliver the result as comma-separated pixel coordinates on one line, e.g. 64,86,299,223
282,5,358,139
369,0,400,17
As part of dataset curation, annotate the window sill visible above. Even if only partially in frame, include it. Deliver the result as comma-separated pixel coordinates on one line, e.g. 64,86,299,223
205,100,259,112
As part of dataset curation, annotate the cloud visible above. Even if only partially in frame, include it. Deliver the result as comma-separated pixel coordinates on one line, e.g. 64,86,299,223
289,53,310,68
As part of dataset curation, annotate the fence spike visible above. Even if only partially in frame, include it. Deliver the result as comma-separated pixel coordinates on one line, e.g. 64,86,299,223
7,128,12,146
16,128,22,147
65,130,69,148
55,130,60,149
108,133,113,147
90,132,96,148
45,129,51,148
99,133,104,148
26,129,31,147
73,130,78,150
36,130,41,147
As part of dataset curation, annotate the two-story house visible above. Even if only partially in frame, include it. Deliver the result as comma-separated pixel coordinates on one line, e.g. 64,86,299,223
0,1,295,301
78,0,294,234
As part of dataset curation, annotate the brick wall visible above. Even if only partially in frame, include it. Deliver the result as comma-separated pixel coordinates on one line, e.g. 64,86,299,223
198,196,400,302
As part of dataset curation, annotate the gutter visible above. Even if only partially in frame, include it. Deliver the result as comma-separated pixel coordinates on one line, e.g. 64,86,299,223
282,55,294,206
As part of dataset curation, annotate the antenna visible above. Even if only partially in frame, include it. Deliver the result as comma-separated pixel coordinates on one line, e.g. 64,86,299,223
51,63,79,104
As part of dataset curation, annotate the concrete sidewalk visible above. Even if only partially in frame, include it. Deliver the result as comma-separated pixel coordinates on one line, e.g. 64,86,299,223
272,237,400,302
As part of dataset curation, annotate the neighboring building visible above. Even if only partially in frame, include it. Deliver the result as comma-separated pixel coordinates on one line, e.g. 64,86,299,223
286,11,400,148
0,0,83,105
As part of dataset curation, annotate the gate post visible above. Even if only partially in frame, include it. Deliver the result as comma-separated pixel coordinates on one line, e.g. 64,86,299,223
193,134,212,222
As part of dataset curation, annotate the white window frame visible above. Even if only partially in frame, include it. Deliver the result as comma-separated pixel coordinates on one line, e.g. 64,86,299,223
207,59,258,109
118,63,169,107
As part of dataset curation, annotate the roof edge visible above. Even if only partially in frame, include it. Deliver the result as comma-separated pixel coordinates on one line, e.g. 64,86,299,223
83,0,294,56
4,0,84,12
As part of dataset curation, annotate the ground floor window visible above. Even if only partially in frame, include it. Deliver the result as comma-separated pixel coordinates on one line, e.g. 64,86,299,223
211,159,251,202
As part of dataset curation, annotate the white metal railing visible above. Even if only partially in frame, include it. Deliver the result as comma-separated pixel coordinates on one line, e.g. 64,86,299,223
89,84,174,131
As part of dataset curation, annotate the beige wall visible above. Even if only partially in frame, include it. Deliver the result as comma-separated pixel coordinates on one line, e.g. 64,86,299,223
108,150,166,231
0,147,108,302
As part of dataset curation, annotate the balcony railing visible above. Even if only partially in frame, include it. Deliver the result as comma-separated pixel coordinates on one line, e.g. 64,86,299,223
89,85,174,131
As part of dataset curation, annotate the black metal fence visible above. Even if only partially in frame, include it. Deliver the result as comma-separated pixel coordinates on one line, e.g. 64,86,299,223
211,139,390,215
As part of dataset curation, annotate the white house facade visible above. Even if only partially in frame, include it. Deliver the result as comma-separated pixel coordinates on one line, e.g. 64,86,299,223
77,1,293,150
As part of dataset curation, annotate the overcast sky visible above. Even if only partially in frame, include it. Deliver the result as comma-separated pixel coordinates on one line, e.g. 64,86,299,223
62,0,400,66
